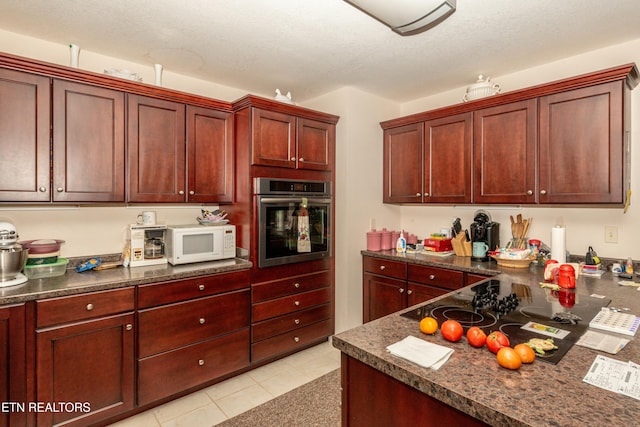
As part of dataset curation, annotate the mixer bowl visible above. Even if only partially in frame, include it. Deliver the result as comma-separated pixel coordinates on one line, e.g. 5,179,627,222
0,248,29,281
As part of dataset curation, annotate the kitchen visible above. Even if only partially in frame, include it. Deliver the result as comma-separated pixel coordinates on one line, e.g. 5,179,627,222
2,1,640,426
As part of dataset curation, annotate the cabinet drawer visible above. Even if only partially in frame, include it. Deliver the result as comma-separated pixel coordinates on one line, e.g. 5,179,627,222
252,303,330,342
138,329,249,405
138,270,249,308
252,270,330,303
138,289,249,358
251,319,331,362
363,257,406,280
407,264,463,291
252,287,331,322
36,287,134,328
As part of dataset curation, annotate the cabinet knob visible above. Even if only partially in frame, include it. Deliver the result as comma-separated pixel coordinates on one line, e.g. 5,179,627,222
126,324,133,331
429,274,435,280
199,318,206,325
294,300,300,306
294,319,300,325
294,282,300,288
198,359,205,366
415,193,421,197
407,289,413,295
399,288,404,293
540,190,547,195
293,336,300,343
86,303,94,311
56,187,64,192
39,186,47,192
424,193,429,197
379,265,386,270
299,157,304,162
290,157,296,161
198,284,205,291
527,190,533,195
189,190,195,195
178,190,184,195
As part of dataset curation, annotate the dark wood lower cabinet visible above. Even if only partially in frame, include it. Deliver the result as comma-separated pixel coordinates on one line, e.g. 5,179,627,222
0,304,27,427
35,312,135,427
342,354,489,427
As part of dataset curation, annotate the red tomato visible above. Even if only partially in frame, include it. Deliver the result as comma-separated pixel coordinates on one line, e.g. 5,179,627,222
486,331,510,354
466,326,487,348
440,320,464,342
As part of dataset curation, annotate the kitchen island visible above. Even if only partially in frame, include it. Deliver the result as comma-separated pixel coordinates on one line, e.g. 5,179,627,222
333,255,640,426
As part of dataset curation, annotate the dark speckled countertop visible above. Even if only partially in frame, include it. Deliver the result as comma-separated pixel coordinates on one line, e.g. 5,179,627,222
0,258,252,305
333,250,640,426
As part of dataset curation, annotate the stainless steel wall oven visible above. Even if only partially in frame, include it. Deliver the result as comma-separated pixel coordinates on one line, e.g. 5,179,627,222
255,178,331,268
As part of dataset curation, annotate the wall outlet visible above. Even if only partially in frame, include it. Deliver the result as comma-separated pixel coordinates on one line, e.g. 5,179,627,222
604,225,618,243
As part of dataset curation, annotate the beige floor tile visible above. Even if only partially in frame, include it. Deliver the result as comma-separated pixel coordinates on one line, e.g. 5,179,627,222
152,391,213,424
107,410,160,427
258,369,315,397
160,403,227,427
215,383,272,418
204,373,258,401
246,357,295,383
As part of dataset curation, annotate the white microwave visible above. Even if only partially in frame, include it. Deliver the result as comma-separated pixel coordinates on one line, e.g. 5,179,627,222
166,224,236,265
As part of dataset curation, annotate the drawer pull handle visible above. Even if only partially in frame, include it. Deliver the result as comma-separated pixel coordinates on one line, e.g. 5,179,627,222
126,324,133,331
86,303,94,311
293,336,300,343
429,274,435,280
379,265,386,270
198,284,205,291
199,318,206,325
407,290,413,295
294,282,300,288
198,359,205,366
294,301,300,306
294,319,300,325
39,186,47,192
399,288,404,293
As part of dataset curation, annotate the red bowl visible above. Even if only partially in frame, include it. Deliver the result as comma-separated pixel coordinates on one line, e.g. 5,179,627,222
19,239,65,254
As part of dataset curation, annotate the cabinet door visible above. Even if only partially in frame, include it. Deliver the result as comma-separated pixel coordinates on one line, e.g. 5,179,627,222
36,313,134,427
296,118,334,170
0,304,27,427
426,113,472,203
186,106,234,203
539,82,625,204
52,80,125,202
363,273,406,322
251,108,296,168
474,99,537,204
383,123,424,203
0,68,50,202
128,95,186,202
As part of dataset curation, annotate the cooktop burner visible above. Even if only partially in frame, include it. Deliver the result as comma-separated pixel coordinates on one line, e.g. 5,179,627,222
402,279,611,364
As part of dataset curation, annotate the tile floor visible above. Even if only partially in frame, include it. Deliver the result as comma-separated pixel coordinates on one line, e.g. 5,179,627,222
109,339,340,427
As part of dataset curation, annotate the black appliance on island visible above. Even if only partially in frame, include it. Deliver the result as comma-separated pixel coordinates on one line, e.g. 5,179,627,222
470,210,500,261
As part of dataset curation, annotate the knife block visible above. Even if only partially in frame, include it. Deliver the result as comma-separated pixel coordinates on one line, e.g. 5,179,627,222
451,234,472,256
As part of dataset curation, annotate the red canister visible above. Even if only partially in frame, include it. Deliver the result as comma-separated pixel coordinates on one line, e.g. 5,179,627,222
366,230,382,251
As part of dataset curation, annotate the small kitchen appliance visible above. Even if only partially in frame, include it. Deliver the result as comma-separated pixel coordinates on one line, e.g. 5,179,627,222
558,264,576,289
165,224,236,265
470,210,499,261
0,221,29,286
128,224,167,267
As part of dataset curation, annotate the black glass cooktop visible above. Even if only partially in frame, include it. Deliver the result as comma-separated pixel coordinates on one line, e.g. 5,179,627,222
401,279,611,364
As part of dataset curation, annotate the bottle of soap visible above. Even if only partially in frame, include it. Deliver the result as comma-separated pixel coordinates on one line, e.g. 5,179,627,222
396,231,407,253
626,257,634,275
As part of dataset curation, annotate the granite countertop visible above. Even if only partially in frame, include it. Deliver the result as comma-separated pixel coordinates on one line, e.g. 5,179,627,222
0,258,252,305
335,253,640,426
361,249,503,275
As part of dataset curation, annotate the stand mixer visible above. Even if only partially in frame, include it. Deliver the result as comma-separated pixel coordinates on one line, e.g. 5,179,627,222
0,221,29,287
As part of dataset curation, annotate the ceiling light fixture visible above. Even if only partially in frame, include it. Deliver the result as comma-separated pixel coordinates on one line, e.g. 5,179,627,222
344,0,456,35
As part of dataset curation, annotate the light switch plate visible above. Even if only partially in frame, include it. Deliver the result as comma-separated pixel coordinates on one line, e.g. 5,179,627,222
604,225,618,243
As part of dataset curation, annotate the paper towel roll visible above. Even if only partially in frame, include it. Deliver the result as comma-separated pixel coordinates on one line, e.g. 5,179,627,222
551,225,566,263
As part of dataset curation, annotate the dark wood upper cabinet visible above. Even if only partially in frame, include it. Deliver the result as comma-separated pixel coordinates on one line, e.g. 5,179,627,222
473,99,537,204
127,94,186,203
251,108,296,168
186,106,234,203
0,68,50,202
538,81,625,204
383,123,423,203
53,80,126,202
297,117,334,171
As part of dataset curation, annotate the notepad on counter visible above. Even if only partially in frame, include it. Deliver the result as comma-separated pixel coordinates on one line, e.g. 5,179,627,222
386,336,454,370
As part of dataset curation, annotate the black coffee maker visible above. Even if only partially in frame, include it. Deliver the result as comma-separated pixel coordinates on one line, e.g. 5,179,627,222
470,210,500,261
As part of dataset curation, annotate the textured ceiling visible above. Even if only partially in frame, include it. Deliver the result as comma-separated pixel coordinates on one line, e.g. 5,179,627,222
1,0,640,102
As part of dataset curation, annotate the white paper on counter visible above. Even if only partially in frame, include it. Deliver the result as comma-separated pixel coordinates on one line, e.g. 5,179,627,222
386,335,454,370
576,330,629,354
583,355,640,400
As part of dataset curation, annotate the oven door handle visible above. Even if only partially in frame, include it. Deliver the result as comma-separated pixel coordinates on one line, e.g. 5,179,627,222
259,197,332,204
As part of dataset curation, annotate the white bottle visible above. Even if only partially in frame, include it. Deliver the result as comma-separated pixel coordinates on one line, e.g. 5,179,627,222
396,231,406,253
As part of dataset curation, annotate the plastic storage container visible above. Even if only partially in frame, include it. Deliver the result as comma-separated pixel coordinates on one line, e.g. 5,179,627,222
23,258,69,279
